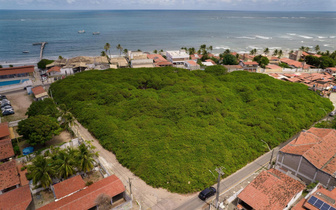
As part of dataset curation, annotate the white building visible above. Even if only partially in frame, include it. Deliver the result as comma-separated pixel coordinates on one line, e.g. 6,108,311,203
166,50,190,66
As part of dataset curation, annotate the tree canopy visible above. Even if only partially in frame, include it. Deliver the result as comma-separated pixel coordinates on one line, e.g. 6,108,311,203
37,59,54,70
25,98,59,118
50,67,333,193
222,54,238,65
253,55,269,68
18,115,61,146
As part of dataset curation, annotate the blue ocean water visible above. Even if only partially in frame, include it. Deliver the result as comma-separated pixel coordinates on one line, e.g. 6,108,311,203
0,10,336,65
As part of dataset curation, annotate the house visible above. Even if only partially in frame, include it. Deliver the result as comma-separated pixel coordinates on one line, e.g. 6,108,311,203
239,61,259,72
326,67,336,75
237,168,305,210
0,160,20,194
39,175,127,210
292,184,336,210
275,128,336,187
0,122,10,140
0,138,15,162
268,57,280,64
0,65,34,80
265,64,283,73
46,58,68,69
223,65,244,73
31,86,49,101
47,66,62,77
127,51,147,60
147,54,173,67
184,60,200,71
190,54,202,61
166,50,190,66
130,59,154,68
0,185,33,210
201,61,214,67
110,57,129,68
280,58,311,69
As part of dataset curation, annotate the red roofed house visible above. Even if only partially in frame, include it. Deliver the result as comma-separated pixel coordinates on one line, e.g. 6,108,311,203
292,184,336,210
280,58,311,69
237,168,305,210
47,66,62,77
0,65,34,80
31,86,49,101
147,54,173,67
52,175,86,199
184,60,200,71
0,160,20,194
276,128,336,187
326,67,336,75
0,185,33,210
223,65,244,73
239,61,259,72
0,138,15,162
0,122,10,140
265,64,282,73
39,175,127,210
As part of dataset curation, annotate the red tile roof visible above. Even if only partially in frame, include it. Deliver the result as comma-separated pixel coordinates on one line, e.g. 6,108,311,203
32,86,46,96
147,54,167,63
327,67,336,72
156,61,173,67
47,66,61,73
280,58,311,69
0,160,20,191
0,122,10,139
17,164,29,186
186,60,198,66
205,59,216,65
294,185,336,210
0,65,34,76
0,185,32,210
223,65,244,70
281,128,336,174
243,61,258,66
53,175,86,199
266,64,281,70
0,138,14,160
39,175,125,210
238,169,305,210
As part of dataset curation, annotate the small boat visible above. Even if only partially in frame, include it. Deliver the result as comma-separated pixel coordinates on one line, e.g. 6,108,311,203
78,30,85,33
22,51,29,53
92,32,100,35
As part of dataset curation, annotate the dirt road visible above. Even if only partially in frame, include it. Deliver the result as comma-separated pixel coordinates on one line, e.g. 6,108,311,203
74,121,193,210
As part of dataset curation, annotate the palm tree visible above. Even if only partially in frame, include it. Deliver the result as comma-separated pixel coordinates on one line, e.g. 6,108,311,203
289,50,294,54
116,44,123,56
278,50,283,58
224,49,231,54
199,44,206,54
123,48,128,55
101,51,106,57
299,46,305,51
273,49,279,56
104,43,110,57
263,48,269,55
28,155,54,189
305,47,310,52
315,45,320,53
188,47,196,55
54,150,76,180
153,49,158,54
76,143,97,174
250,48,257,55
208,46,213,52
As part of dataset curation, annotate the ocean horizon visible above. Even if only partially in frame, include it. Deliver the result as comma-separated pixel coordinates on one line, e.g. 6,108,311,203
1,10,336,66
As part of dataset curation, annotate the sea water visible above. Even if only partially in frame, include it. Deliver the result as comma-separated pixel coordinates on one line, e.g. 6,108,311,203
0,10,336,65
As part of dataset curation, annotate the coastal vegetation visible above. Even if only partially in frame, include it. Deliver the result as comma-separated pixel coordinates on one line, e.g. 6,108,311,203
37,59,54,69
50,67,333,193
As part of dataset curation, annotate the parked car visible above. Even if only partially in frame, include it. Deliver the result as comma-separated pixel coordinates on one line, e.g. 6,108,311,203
198,187,216,201
1,100,11,107
330,111,336,117
0,95,7,100
1,102,11,108
2,110,14,116
1,105,13,111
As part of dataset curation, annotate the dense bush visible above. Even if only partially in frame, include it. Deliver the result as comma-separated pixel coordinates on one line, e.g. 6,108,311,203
50,67,333,193
25,98,59,118
37,59,54,70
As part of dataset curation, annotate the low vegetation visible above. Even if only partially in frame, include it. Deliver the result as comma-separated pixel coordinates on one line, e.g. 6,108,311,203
50,67,333,193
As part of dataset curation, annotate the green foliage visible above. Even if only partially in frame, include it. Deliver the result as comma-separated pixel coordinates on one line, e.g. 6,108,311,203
253,55,269,68
278,62,291,68
222,54,238,65
37,59,54,70
25,98,59,118
28,155,54,188
50,67,333,193
305,55,336,69
12,139,21,156
17,115,61,146
205,65,228,76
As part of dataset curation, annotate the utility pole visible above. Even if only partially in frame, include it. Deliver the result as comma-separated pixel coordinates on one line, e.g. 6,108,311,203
215,167,225,209
129,177,133,200
261,139,273,169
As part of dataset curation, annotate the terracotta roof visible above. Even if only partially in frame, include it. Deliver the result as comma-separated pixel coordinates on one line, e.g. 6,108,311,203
293,185,336,210
281,128,336,174
205,59,216,65
156,61,173,66
238,168,305,210
280,58,311,69
39,175,125,210
0,185,32,210
0,65,34,76
223,65,244,70
0,160,20,191
147,54,167,63
284,77,302,83
0,122,10,139
243,61,258,65
327,67,336,72
266,64,281,69
53,175,86,199
0,138,14,160
17,164,29,186
186,60,198,66
32,86,46,96
47,66,61,73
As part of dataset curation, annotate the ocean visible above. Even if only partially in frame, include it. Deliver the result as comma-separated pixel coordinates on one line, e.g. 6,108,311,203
0,10,336,66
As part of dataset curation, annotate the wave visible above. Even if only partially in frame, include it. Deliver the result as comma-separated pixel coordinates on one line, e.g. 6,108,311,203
298,35,313,39
255,35,272,40
329,36,336,38
324,44,331,47
247,46,261,50
236,36,256,40
317,36,327,39
269,47,282,50
214,46,230,50
287,33,296,36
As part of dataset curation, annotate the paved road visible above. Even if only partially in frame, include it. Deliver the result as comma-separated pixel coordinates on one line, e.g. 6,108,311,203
175,132,301,210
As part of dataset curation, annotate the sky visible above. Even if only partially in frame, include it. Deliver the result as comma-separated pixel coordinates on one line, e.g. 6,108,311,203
0,0,336,11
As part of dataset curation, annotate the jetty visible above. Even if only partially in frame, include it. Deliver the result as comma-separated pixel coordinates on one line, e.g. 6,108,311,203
33,42,48,60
